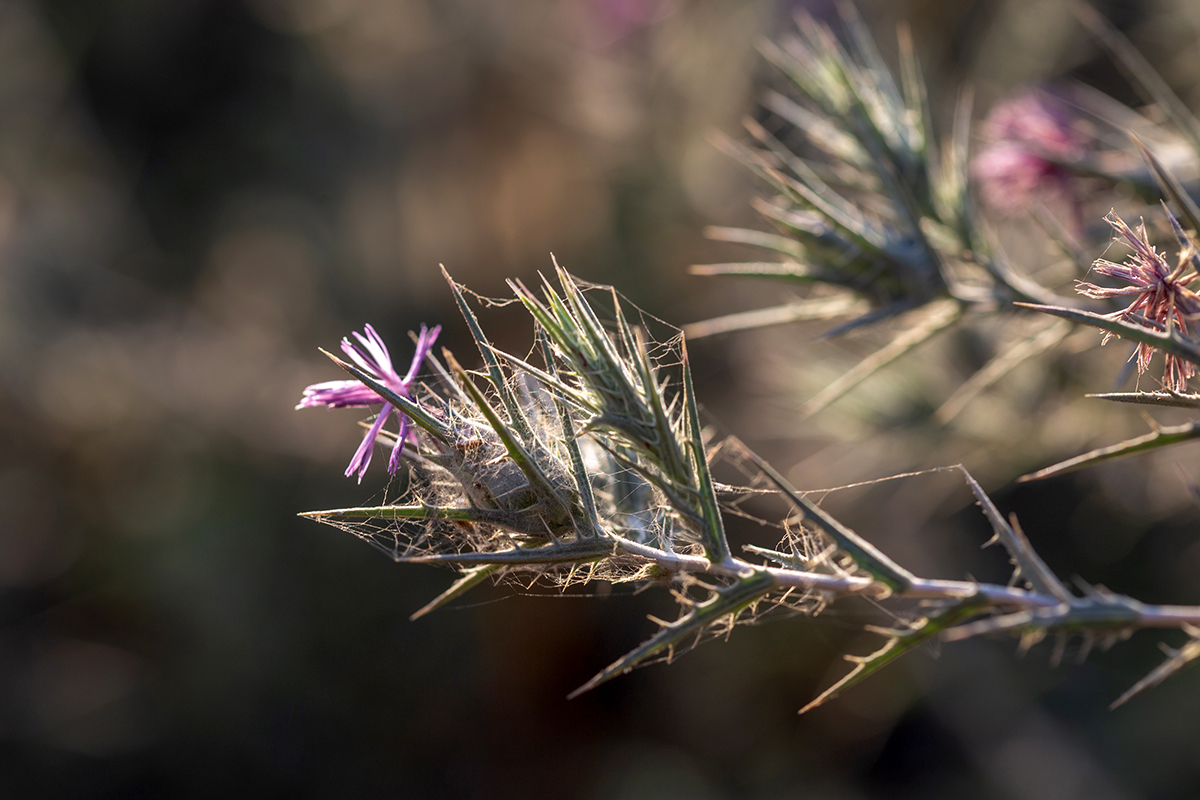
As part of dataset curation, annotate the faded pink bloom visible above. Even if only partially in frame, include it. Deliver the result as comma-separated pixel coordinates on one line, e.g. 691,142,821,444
298,323,440,481
973,92,1087,216
1077,211,1200,392
578,0,671,49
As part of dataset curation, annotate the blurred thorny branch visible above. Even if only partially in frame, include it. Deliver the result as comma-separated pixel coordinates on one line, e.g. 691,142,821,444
296,3,1200,712
688,3,1200,423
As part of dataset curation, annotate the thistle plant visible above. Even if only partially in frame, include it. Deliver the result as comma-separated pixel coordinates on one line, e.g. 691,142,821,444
1076,210,1200,393
289,0,1200,718
299,265,1200,711
1018,203,1200,481
972,90,1090,224
687,5,1069,418
687,3,1200,424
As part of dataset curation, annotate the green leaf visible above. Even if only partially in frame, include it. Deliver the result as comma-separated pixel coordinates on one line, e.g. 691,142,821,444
484,345,599,413
301,504,494,521
764,166,887,255
1016,303,1200,367
751,200,868,262
838,1,903,118
629,325,689,485
760,89,866,167
704,226,806,259
933,88,972,233
957,467,1072,602
735,440,914,592
817,296,925,340
410,565,502,621
1164,203,1200,275
444,351,572,520
538,328,600,533
538,268,642,416
803,299,962,415
743,544,810,570
739,118,832,195
800,593,990,713
758,35,843,121
936,319,1072,424
299,503,556,537
681,343,730,563
1018,420,1200,482
896,23,931,161
508,278,572,350
442,266,535,442
533,267,692,493
403,536,615,566
684,297,865,340
1111,631,1200,709
942,590,1144,643
1129,134,1200,236
554,263,631,379
568,570,775,698
1074,3,1200,159
1087,391,1200,409
688,261,840,284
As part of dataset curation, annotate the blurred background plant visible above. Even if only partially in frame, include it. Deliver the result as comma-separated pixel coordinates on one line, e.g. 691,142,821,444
8,0,1200,798
687,1,1200,486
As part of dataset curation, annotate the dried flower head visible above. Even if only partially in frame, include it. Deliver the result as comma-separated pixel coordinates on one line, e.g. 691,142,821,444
973,91,1086,215
297,323,441,480
1077,210,1200,391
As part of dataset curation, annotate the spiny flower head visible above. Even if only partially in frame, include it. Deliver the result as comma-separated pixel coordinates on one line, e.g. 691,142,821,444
973,91,1087,215
298,323,441,480
1077,211,1200,391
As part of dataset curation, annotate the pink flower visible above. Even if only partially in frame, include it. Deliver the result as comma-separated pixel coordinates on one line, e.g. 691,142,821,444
298,324,440,481
973,92,1086,215
1077,211,1200,392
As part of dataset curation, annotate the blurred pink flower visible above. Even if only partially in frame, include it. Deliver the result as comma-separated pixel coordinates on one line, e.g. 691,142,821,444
298,323,440,481
1077,211,1200,391
973,92,1087,216
580,0,671,48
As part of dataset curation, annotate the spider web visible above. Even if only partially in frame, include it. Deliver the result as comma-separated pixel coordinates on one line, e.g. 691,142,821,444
309,275,945,651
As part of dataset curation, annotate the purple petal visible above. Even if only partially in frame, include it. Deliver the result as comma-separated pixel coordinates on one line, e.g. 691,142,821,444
388,416,410,474
297,379,385,409
345,404,393,483
301,322,440,481
342,334,382,378
361,324,393,369
403,325,441,385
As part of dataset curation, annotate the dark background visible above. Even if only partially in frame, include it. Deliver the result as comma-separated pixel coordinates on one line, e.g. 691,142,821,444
4,0,1200,797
